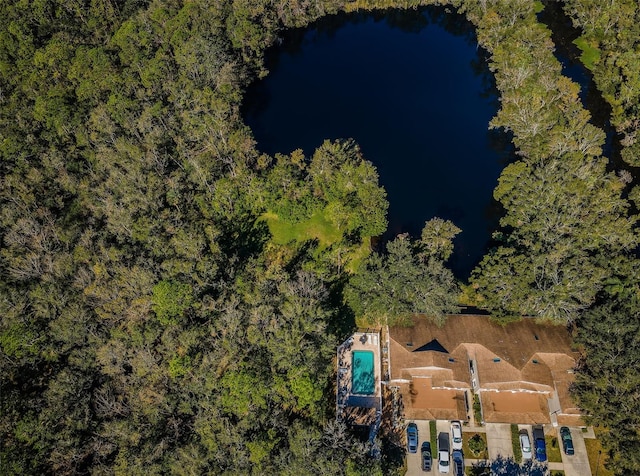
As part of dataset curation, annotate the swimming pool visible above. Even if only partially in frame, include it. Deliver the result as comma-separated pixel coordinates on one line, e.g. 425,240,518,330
352,350,375,395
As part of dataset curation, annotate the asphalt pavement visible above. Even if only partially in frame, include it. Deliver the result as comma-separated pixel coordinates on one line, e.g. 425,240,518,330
559,427,592,476
485,423,514,460
404,421,591,476
405,420,434,476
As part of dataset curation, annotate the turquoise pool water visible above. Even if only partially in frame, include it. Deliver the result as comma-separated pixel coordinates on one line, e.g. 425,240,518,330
352,350,375,395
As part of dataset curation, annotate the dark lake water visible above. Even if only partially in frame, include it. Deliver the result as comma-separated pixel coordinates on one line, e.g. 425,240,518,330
243,8,513,278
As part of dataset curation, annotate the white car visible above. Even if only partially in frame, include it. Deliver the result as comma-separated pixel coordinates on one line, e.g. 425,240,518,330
519,429,532,460
438,447,450,473
451,421,463,451
438,432,450,473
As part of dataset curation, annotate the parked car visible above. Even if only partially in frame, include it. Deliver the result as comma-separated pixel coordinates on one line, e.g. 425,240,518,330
451,421,463,450
422,441,432,472
438,432,450,473
452,449,464,476
532,424,547,462
519,429,532,460
560,427,575,455
535,437,547,462
407,423,418,453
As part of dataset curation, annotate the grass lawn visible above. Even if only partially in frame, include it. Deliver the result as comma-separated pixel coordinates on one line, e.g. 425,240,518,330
545,433,562,463
463,432,488,459
584,437,613,476
510,424,522,462
263,211,342,247
430,420,437,453
264,211,373,276
549,471,565,476
344,239,370,274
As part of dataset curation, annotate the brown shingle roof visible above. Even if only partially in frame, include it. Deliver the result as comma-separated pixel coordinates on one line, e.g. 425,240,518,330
557,413,585,427
400,377,467,421
481,391,550,424
389,315,578,387
521,357,555,389
389,314,583,424
555,379,582,415
390,315,577,370
389,335,471,384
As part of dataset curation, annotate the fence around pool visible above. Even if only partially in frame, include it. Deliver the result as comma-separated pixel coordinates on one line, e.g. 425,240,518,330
336,331,382,424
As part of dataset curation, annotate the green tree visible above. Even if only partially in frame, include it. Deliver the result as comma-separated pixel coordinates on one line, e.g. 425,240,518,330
4,0,638,474
345,233,459,327
309,139,388,237
472,454,549,475
472,156,636,323
573,285,640,475
418,218,461,261
563,0,640,166
151,280,193,325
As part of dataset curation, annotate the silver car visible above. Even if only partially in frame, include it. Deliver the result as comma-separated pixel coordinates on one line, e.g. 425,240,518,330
519,429,532,460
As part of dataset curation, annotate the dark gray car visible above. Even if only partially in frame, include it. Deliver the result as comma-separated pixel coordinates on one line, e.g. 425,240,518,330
560,427,574,455
422,441,432,472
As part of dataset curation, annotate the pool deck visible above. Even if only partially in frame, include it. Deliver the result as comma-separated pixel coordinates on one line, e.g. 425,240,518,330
337,331,382,425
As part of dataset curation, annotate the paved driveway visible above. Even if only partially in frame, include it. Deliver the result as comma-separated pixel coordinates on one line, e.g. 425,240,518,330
406,420,433,476
516,424,532,463
560,428,591,476
436,419,450,437
485,423,514,460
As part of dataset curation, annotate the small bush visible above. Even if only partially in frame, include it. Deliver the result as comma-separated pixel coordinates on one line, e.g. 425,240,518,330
430,420,437,450
473,393,482,425
469,434,486,455
152,280,193,325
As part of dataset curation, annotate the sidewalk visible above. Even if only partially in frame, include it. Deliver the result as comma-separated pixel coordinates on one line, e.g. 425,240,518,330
463,424,486,433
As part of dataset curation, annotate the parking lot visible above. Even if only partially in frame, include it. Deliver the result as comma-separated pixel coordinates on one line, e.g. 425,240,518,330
404,420,592,475
558,427,591,476
405,420,432,475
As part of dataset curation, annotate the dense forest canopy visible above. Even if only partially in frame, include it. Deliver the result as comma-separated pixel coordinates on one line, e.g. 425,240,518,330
1,0,639,474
